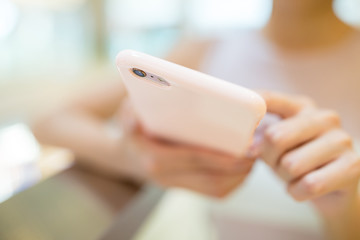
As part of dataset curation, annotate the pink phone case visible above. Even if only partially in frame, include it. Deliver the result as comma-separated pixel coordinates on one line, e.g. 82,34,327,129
116,50,266,157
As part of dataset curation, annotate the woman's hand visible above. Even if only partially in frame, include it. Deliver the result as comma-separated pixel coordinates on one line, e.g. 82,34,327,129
254,91,360,214
119,100,255,198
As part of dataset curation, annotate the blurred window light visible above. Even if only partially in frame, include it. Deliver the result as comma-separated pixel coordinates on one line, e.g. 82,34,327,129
106,0,272,57
334,0,360,27
106,0,182,29
106,0,183,58
0,123,40,166
0,123,41,202
0,5,89,80
16,11,55,58
0,169,13,202
188,0,272,31
0,0,18,39
12,0,86,10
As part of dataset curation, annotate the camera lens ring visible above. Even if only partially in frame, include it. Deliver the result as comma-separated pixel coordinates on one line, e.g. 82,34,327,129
132,68,147,77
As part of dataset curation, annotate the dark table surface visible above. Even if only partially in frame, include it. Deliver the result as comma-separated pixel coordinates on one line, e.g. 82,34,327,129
0,164,164,240
0,164,325,240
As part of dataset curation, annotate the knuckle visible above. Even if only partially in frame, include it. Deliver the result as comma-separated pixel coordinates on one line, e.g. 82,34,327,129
321,109,341,127
264,127,274,143
288,190,304,202
206,175,228,198
301,175,322,195
286,185,304,202
264,126,287,150
341,136,353,149
349,154,360,177
354,155,360,168
279,153,299,178
333,130,352,148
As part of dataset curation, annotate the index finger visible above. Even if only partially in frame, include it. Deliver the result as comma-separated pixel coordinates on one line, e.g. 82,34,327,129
257,90,315,118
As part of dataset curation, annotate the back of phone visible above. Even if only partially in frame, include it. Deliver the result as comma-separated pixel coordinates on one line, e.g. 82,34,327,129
116,50,266,157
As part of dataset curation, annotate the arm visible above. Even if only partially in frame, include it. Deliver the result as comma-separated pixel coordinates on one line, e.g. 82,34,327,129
31,80,137,179
321,195,360,240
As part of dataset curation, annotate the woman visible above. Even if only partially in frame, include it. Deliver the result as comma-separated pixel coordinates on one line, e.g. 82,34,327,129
32,0,360,239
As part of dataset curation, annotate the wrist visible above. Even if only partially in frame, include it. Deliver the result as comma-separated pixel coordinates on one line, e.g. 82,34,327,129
313,186,360,240
110,135,148,182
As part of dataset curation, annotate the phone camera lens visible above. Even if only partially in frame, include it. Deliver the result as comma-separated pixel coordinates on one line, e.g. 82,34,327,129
132,68,146,77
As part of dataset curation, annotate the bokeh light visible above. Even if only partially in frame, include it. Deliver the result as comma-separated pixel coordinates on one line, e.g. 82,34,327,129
0,0,18,39
12,0,86,10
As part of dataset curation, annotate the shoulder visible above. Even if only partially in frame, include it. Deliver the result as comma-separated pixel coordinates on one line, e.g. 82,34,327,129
164,30,257,69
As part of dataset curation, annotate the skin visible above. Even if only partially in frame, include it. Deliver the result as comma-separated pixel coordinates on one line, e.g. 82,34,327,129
32,0,360,239
263,0,354,50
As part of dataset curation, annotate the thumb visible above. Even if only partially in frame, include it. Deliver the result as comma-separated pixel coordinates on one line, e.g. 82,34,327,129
246,129,264,159
120,98,142,134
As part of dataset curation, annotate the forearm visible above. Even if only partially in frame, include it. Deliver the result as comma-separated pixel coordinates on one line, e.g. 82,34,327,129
319,189,360,240
32,109,143,180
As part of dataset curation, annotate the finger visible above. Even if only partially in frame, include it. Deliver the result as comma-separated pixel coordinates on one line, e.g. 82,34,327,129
260,109,341,167
138,133,254,174
148,146,254,176
277,129,353,181
193,147,255,173
258,90,315,118
120,98,143,134
287,151,360,201
139,137,202,175
155,171,247,198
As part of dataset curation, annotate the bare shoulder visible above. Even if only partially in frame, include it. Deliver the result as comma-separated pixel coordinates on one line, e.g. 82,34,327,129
166,37,216,71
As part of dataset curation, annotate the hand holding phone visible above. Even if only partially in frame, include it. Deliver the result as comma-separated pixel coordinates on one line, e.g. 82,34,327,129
120,98,256,197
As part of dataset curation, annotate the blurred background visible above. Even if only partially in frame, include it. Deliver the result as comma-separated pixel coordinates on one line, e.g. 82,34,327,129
0,0,360,203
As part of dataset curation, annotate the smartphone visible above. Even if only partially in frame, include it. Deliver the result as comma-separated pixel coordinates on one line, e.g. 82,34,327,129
116,50,266,157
